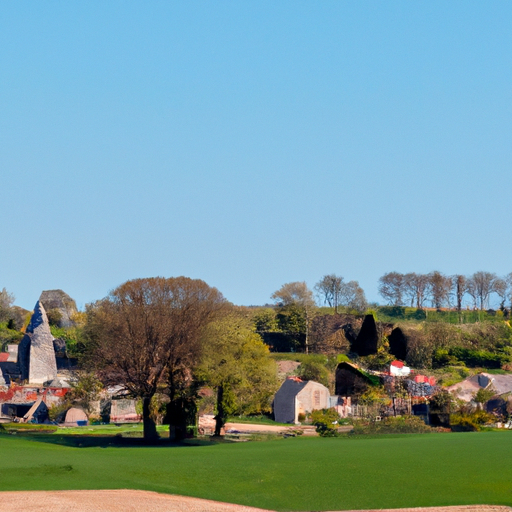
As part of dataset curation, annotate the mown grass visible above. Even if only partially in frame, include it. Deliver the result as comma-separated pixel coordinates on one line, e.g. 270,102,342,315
1,431,511,510
1,422,170,436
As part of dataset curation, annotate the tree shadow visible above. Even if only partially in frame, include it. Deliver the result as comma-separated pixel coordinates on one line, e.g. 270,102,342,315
0,432,215,448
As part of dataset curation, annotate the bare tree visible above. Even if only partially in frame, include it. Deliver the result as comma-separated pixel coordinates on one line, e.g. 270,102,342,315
341,280,367,312
404,273,430,309
507,273,512,312
84,277,227,441
452,274,467,322
315,274,344,313
494,277,507,311
429,271,452,309
453,275,467,311
315,275,367,313
466,271,498,310
378,272,406,306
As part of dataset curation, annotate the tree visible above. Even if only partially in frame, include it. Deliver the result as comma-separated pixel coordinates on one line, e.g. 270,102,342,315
453,274,467,318
272,281,315,308
315,275,367,313
272,282,316,353
341,281,367,312
197,311,279,436
253,308,278,333
507,273,512,313
315,274,344,313
84,277,226,441
66,372,104,416
429,271,452,309
0,287,15,323
467,271,498,310
378,272,406,306
296,359,330,387
494,277,508,311
403,273,430,309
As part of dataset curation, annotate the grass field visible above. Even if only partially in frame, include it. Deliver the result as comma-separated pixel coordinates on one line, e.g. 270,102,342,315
1,432,511,511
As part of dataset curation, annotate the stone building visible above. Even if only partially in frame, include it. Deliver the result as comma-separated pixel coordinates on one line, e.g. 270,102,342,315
273,377,330,424
18,301,58,385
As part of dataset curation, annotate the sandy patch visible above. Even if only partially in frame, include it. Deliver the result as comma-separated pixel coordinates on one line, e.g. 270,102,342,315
0,490,272,512
0,491,509,512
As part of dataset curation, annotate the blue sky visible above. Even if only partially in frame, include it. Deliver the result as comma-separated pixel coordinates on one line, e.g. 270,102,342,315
1,1,511,311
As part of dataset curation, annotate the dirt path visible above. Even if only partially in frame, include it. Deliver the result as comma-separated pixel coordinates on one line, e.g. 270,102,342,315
0,490,509,512
225,422,291,433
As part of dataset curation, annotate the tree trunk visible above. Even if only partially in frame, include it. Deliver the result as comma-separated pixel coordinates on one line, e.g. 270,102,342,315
214,385,225,436
168,398,187,441
142,396,159,442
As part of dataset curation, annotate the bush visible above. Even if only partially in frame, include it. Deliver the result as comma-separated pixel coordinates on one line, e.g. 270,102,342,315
450,348,507,369
0,322,23,350
450,410,494,431
352,415,432,435
47,403,68,422
311,408,341,437
297,360,330,387
46,308,63,327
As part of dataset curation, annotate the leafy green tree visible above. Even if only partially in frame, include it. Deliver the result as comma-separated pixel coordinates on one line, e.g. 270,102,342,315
66,372,104,415
474,386,496,407
253,308,278,333
198,311,279,436
0,288,15,323
272,282,316,353
297,359,330,387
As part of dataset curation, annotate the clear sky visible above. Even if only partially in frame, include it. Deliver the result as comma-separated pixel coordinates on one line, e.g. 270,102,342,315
1,1,511,311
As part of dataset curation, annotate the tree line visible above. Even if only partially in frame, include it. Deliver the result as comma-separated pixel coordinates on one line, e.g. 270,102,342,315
378,271,512,311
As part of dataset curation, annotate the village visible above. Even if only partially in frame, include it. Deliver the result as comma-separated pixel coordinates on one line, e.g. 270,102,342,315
2,289,512,436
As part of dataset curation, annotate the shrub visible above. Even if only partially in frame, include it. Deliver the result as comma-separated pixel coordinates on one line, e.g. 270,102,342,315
450,410,494,431
297,360,330,387
352,415,432,435
450,348,507,369
48,402,70,422
46,308,63,327
357,386,390,407
311,408,341,437
474,386,496,405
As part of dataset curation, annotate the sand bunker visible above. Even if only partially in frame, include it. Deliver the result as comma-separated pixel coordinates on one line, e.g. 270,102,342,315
0,490,509,512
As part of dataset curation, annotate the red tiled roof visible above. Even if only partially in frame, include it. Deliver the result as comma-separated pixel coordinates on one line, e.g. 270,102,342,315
0,353,9,362
391,360,404,368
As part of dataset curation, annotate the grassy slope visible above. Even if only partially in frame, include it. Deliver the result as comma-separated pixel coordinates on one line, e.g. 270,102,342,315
0,432,511,511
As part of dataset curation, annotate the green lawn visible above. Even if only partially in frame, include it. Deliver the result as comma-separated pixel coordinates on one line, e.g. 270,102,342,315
0,432,511,511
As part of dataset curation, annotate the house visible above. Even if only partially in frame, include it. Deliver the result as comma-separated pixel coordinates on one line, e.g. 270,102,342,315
389,360,411,377
447,373,512,402
273,377,330,424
